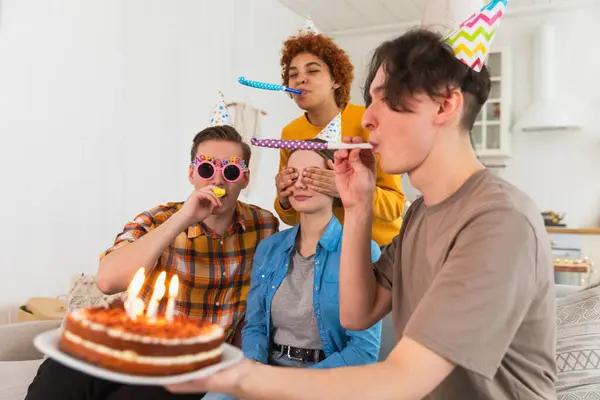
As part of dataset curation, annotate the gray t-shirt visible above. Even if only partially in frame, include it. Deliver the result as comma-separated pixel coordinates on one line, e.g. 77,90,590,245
374,169,557,399
271,250,322,350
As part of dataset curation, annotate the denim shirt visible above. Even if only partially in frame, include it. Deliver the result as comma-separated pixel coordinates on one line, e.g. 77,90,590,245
242,216,383,368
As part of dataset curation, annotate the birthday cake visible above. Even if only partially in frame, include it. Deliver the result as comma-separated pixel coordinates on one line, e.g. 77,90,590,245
59,300,225,376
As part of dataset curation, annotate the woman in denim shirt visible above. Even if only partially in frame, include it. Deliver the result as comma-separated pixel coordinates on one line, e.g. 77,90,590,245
242,144,382,369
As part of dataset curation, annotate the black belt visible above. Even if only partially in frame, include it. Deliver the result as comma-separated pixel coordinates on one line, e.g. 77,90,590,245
272,343,325,363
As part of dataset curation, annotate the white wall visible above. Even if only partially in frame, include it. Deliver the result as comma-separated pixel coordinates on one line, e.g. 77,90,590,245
0,0,302,319
230,0,303,218
333,7,600,228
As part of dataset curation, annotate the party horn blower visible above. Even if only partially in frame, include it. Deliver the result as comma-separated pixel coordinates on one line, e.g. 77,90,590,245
250,137,373,150
238,76,302,95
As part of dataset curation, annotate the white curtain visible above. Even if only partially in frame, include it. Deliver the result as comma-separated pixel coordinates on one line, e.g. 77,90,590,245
230,103,264,199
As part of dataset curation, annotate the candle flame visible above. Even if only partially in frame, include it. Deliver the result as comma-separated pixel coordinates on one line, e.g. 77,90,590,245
132,298,145,317
128,268,145,297
152,271,167,301
169,275,179,297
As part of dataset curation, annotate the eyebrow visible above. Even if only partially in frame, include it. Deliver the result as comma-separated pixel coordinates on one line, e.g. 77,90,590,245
370,84,385,98
288,61,322,71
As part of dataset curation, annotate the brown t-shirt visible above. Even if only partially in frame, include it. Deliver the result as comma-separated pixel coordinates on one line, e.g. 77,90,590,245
374,169,557,399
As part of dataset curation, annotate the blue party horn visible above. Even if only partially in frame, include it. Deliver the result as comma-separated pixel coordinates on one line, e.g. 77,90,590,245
238,76,302,95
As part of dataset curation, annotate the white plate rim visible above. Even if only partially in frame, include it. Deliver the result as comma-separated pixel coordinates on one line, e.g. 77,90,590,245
34,328,243,385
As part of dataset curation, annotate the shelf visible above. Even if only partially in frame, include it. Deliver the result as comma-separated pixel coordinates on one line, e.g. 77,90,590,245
490,77,501,82
554,256,593,273
555,264,590,273
547,228,600,235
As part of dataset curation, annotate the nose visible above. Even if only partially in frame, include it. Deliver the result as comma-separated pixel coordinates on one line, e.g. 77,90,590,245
212,169,225,186
291,72,307,86
293,174,308,190
362,105,376,132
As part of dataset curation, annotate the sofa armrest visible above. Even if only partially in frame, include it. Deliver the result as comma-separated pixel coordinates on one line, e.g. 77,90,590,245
0,359,46,400
0,320,62,361
555,284,581,298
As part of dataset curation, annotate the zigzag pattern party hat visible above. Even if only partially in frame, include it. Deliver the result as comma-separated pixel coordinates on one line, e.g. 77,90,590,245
315,113,341,143
208,91,232,127
444,0,509,72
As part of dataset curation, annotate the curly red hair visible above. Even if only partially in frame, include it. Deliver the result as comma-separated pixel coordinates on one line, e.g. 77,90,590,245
280,33,354,108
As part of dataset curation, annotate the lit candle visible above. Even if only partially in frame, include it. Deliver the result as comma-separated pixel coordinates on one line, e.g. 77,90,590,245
165,275,179,322
132,297,145,319
146,271,166,322
126,268,145,320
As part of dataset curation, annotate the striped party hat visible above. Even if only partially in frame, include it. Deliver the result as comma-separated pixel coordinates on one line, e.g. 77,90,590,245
444,0,509,72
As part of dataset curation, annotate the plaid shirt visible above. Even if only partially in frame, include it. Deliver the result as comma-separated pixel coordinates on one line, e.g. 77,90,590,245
101,201,279,342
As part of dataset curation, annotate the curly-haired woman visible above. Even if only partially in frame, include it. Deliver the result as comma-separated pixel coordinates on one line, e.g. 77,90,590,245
274,22,405,246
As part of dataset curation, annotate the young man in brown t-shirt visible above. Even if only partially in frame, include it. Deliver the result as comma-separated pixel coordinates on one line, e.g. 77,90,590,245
336,30,557,399
165,10,557,400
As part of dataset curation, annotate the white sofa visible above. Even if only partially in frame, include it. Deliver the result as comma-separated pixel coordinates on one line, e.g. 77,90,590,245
0,319,62,400
0,284,583,400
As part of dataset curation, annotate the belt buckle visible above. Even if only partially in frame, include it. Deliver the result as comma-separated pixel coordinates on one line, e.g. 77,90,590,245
285,346,304,362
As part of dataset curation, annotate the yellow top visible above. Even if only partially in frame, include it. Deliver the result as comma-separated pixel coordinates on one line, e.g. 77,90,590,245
274,104,405,246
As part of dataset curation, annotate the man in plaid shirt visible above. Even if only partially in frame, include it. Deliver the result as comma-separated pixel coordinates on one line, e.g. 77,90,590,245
26,106,279,400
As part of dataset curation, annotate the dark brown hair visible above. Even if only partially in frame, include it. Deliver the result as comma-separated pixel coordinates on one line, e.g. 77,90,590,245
289,139,343,208
363,28,491,131
190,125,251,164
281,33,354,108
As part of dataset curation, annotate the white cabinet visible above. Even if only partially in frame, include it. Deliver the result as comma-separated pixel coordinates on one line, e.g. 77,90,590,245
471,47,512,162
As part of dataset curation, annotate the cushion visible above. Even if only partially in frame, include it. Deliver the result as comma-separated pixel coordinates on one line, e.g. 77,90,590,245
555,282,600,398
60,275,126,331
66,274,126,312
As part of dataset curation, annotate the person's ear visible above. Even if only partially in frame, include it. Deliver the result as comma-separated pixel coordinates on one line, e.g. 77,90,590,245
188,165,194,185
241,170,250,189
433,89,463,126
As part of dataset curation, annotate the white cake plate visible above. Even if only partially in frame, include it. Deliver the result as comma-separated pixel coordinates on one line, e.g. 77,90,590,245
34,328,243,385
